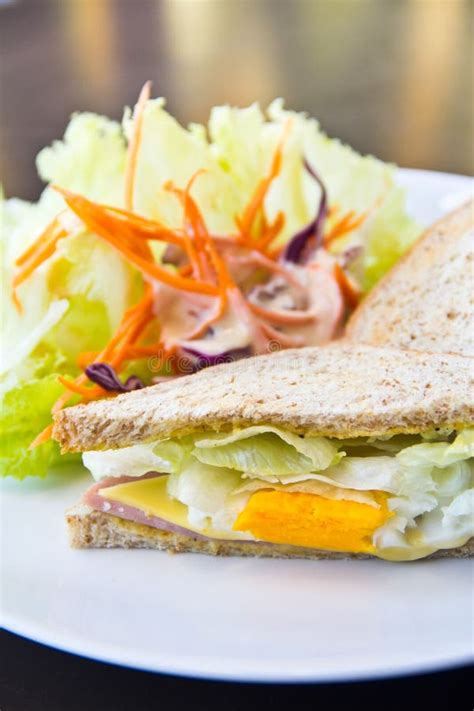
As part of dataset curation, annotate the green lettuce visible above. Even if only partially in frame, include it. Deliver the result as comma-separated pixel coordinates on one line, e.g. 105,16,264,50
36,112,127,205
0,373,79,478
167,459,241,515
1,116,138,478
193,425,342,480
397,429,474,469
83,425,343,483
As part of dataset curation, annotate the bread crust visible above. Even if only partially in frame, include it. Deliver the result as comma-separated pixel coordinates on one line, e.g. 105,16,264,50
53,345,474,452
346,200,474,355
66,506,473,560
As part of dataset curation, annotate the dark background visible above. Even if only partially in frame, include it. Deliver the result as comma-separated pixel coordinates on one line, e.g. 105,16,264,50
1,631,472,710
1,0,473,707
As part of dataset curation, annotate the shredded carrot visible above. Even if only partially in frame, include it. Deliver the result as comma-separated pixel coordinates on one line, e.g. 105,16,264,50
164,183,205,279
41,283,158,428
51,373,91,415
333,263,360,309
255,211,285,251
12,218,68,310
324,211,368,247
29,424,54,449
57,190,219,296
11,289,24,314
236,121,291,242
54,186,185,248
57,376,104,399
13,227,67,289
166,173,236,336
15,217,59,267
124,80,151,211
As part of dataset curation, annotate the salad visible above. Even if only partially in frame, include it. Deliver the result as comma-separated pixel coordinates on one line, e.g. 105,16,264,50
1,84,420,478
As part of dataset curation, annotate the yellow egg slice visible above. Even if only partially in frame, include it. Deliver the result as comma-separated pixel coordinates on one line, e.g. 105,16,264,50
233,490,392,554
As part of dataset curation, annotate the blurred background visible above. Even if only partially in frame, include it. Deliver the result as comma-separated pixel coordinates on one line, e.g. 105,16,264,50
0,0,472,201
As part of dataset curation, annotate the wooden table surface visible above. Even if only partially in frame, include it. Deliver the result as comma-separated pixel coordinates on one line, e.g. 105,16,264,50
1,1,473,707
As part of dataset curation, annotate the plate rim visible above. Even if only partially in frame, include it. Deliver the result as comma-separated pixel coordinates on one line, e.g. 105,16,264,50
3,616,473,683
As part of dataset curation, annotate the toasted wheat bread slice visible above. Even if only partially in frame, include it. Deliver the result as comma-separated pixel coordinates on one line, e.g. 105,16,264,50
53,344,474,453
346,200,474,355
66,505,473,559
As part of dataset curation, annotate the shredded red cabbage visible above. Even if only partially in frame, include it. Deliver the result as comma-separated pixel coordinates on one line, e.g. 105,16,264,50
85,363,144,392
283,159,328,264
181,346,252,372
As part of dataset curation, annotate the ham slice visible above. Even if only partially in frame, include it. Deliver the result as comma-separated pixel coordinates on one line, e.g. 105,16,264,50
83,473,211,540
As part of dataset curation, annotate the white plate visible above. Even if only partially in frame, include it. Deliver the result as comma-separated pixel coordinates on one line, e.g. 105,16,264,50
1,168,473,683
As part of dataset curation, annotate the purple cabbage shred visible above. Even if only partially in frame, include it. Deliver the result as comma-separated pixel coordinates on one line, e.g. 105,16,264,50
181,346,252,372
85,363,144,393
283,159,328,264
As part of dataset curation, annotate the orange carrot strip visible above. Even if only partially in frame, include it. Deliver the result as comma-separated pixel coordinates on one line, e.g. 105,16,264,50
179,264,193,277
103,206,185,247
57,376,104,399
164,179,209,279
15,217,60,266
29,424,54,449
12,227,68,289
114,342,164,358
333,263,360,309
255,211,285,251
11,289,24,314
77,351,100,369
109,312,152,368
324,211,368,247
60,192,218,296
49,284,156,421
12,221,68,312
54,186,185,248
237,121,290,240
124,81,151,211
166,180,235,336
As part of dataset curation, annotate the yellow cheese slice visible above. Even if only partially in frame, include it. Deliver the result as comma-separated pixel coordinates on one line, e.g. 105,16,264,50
99,476,243,541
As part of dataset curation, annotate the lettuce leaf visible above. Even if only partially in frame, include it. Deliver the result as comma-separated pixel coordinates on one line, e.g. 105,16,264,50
397,429,474,469
83,436,195,481
36,112,127,205
167,459,241,514
193,425,342,480
360,187,422,290
1,117,137,478
0,373,78,478
124,99,242,235
83,442,174,480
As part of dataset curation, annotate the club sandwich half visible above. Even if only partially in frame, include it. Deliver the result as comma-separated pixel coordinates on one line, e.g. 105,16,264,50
53,345,473,561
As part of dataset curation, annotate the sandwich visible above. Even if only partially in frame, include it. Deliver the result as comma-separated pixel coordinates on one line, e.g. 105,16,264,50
53,344,474,561
346,200,474,355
